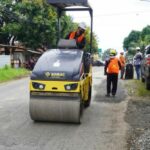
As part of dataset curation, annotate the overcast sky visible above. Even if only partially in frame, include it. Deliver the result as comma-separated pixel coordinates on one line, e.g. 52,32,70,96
68,0,150,51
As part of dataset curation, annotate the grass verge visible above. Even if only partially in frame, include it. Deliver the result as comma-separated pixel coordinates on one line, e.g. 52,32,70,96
125,79,150,97
0,65,30,83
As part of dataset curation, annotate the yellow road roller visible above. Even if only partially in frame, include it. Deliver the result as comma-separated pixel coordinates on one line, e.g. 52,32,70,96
29,0,93,123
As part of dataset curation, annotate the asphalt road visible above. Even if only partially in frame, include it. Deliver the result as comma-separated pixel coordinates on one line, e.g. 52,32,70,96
0,67,128,150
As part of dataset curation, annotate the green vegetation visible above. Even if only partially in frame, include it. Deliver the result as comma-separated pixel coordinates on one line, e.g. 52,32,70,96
123,25,150,55
0,65,29,83
0,0,98,53
125,80,150,97
84,27,98,53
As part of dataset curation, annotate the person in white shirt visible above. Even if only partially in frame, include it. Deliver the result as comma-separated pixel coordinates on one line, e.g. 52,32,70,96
133,47,143,80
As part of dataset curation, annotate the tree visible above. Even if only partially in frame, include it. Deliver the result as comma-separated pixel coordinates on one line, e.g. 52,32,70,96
0,0,19,54
59,15,76,39
123,30,142,56
141,25,150,40
84,27,98,53
0,0,58,53
13,0,58,49
123,30,141,50
141,25,150,46
0,0,99,54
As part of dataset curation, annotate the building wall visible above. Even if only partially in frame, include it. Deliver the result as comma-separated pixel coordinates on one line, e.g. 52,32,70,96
0,55,11,68
13,52,25,63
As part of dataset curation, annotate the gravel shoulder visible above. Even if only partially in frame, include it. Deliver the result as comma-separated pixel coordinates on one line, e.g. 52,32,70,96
122,79,150,150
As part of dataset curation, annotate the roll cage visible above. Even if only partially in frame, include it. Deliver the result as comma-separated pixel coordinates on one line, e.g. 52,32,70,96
47,0,93,53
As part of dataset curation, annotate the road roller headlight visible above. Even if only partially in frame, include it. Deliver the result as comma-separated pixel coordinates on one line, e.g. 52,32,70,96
65,83,78,91
32,82,45,90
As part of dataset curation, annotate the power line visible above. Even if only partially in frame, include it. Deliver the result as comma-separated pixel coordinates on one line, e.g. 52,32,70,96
68,10,150,19
95,10,150,17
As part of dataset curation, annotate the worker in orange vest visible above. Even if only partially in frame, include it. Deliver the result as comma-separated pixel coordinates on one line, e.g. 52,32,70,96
66,22,86,49
119,51,126,79
104,49,121,97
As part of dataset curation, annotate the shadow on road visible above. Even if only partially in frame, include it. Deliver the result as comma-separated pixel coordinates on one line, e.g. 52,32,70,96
93,78,127,104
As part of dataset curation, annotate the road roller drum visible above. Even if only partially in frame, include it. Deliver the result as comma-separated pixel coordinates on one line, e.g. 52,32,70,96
30,95,81,123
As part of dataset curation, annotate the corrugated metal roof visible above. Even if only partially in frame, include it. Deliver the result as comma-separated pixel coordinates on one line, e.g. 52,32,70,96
47,0,90,9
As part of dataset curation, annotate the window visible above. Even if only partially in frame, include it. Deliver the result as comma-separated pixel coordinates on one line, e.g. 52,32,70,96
146,47,150,55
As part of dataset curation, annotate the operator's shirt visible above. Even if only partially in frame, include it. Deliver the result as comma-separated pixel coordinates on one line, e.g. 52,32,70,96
66,31,86,49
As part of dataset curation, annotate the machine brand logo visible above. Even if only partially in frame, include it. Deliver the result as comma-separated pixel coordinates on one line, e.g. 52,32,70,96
45,72,51,77
45,72,65,78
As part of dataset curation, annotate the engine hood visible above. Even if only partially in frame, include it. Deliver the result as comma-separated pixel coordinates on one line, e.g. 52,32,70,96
31,49,84,81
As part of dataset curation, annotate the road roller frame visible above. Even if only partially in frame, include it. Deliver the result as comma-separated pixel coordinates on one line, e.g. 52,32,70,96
47,0,93,53
29,0,93,123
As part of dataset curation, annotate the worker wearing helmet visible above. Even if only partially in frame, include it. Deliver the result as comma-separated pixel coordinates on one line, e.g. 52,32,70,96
119,51,126,79
66,22,86,49
133,47,143,80
104,49,121,97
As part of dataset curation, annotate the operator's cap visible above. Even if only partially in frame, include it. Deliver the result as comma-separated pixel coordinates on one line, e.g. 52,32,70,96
78,22,86,30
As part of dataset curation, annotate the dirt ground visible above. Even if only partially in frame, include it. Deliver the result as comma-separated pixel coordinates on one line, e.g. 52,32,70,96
122,80,150,150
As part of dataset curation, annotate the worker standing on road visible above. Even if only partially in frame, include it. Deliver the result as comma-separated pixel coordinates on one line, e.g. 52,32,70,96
119,51,126,79
104,49,121,97
66,22,86,49
133,47,143,80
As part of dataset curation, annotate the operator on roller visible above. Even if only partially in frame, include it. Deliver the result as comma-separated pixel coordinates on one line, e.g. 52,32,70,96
66,22,90,73
66,22,86,49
